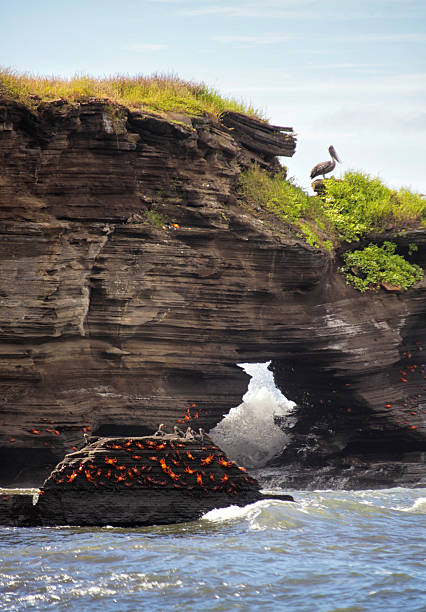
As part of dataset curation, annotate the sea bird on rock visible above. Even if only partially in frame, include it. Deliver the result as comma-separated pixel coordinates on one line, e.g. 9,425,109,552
185,427,195,440
154,423,167,437
196,427,205,442
310,145,341,180
173,425,185,438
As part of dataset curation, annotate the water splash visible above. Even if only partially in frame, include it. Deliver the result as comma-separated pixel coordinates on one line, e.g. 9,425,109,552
210,362,296,468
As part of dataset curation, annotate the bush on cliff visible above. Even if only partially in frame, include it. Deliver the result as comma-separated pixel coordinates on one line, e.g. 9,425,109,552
322,171,426,242
239,167,424,291
239,166,425,244
341,242,423,292
0,68,263,119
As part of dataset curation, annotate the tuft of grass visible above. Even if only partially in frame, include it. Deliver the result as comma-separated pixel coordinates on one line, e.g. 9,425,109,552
0,68,264,119
239,166,312,222
238,165,333,249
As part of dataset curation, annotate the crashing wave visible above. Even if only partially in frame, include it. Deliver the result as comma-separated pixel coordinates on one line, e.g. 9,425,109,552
210,362,296,468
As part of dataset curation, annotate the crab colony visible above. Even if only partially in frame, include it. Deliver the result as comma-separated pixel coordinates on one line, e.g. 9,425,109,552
41,436,258,497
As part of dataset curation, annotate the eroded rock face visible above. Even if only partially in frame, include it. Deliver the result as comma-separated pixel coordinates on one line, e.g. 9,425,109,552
269,231,426,487
0,98,424,488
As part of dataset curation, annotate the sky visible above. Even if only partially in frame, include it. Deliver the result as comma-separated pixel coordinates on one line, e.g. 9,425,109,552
1,0,426,193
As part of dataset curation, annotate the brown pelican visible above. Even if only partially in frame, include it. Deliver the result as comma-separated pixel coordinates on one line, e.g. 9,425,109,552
310,145,341,180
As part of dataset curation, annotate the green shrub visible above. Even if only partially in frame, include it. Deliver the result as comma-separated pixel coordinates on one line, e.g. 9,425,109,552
341,241,423,292
239,167,424,292
322,171,426,242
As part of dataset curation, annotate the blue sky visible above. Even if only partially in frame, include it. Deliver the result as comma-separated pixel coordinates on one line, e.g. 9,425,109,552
1,0,426,193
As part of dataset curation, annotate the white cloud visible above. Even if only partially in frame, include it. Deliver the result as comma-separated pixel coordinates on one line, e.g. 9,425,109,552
225,72,426,97
173,0,424,20
212,33,299,44
179,0,317,18
124,43,168,52
337,33,426,43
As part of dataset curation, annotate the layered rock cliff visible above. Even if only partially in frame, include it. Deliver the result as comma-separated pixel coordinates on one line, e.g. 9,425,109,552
0,98,424,488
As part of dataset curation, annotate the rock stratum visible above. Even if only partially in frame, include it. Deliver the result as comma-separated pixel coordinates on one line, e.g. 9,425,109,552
0,98,425,490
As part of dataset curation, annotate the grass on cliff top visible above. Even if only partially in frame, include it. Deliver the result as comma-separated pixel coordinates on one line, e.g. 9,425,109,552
240,166,426,246
0,68,264,119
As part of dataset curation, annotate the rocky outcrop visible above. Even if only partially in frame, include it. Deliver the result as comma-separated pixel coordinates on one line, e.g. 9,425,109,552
0,435,294,526
36,435,263,526
0,98,424,489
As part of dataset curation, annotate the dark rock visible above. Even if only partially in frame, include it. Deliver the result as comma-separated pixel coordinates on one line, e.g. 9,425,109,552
0,98,424,490
34,435,261,526
0,493,41,526
219,111,296,169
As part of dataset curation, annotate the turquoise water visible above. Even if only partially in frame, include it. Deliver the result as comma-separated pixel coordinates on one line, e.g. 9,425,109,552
1,487,425,611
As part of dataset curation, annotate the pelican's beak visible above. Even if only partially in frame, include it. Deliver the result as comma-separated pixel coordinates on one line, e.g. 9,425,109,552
330,146,341,163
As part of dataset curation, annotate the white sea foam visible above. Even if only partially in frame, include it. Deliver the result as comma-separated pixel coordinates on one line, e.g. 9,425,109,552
210,362,296,468
202,504,254,522
396,497,426,513
202,499,274,523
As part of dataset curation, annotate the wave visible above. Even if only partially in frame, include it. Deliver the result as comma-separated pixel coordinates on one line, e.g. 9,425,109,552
210,362,296,468
202,489,426,530
395,496,426,513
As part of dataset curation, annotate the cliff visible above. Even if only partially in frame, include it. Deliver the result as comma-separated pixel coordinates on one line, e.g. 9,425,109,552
0,98,424,489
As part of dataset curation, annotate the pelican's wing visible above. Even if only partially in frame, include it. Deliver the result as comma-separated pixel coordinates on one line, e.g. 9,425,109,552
310,160,332,179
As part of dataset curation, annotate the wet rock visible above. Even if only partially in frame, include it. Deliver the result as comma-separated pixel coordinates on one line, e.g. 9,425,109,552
34,435,262,526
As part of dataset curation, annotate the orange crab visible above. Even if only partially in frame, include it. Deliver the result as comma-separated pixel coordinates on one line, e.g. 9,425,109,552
218,458,233,468
85,470,96,483
67,471,78,483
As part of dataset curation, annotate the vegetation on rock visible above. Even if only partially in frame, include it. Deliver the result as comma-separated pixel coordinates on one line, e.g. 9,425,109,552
238,166,332,249
239,166,425,291
0,68,263,119
322,171,426,242
341,242,423,292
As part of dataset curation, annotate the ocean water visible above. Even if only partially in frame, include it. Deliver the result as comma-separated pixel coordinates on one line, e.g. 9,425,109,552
0,488,425,611
1,365,425,610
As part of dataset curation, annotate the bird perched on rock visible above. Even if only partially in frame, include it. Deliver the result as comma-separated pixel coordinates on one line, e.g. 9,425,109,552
196,428,205,442
173,425,185,438
310,145,341,180
154,423,167,437
185,427,195,440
